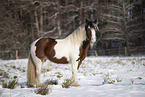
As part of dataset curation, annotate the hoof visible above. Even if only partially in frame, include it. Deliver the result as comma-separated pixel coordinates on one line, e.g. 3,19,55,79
27,82,35,88
36,83,42,88
27,84,35,88
70,82,81,87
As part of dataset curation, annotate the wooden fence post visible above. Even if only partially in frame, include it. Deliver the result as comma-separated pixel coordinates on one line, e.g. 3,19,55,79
95,50,98,57
125,47,127,56
119,47,120,55
16,50,18,59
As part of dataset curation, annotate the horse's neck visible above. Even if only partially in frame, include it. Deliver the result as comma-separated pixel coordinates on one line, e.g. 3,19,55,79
66,26,86,46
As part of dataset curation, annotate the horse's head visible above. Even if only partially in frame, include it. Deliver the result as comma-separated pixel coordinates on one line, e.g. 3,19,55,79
85,19,99,48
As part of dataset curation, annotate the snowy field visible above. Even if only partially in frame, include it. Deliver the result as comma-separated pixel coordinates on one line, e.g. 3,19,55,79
0,56,145,97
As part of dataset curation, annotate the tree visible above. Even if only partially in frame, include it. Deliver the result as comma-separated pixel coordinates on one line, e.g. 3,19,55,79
0,0,27,51
100,0,145,55
0,0,144,59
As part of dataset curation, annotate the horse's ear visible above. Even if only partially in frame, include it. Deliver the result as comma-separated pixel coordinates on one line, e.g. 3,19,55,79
86,19,89,24
94,19,97,24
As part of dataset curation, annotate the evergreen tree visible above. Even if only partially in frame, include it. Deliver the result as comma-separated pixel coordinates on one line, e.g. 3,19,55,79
100,0,144,55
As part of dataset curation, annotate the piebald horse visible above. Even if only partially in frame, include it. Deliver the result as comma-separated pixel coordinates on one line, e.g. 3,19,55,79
27,19,99,87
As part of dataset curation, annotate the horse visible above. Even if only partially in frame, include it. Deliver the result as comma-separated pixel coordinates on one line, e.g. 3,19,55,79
27,19,99,87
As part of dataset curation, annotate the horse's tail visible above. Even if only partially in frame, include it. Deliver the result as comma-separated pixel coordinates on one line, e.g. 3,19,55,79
27,52,36,87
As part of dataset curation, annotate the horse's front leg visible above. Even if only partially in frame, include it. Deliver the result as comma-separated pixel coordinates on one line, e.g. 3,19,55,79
70,60,80,87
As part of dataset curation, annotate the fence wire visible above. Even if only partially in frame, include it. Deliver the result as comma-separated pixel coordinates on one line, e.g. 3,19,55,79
0,46,145,60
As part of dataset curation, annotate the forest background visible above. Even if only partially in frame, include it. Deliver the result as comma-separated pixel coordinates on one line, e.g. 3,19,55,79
0,0,145,59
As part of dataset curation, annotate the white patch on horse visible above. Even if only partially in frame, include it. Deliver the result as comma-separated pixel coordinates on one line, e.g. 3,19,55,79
54,39,70,61
54,26,86,63
30,38,43,66
90,28,96,47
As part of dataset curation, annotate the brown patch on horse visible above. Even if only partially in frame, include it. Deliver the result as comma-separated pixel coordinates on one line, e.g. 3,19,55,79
86,29,92,40
35,38,49,61
77,40,90,69
35,38,68,64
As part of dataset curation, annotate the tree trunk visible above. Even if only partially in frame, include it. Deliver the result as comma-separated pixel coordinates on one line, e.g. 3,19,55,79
57,0,61,38
79,1,83,24
65,0,68,18
40,7,43,35
34,11,40,36
123,1,131,55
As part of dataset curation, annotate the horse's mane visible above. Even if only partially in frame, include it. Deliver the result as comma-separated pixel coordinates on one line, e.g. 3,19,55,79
66,24,86,46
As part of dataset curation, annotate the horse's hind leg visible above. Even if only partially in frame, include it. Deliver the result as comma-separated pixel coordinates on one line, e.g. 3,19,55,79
36,63,43,87
35,59,43,87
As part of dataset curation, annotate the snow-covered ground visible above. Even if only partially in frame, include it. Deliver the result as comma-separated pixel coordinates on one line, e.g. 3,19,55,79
0,56,145,97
